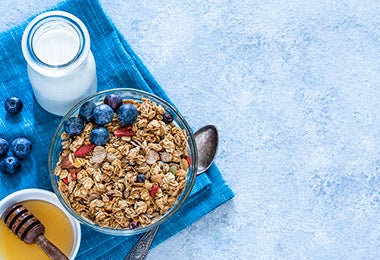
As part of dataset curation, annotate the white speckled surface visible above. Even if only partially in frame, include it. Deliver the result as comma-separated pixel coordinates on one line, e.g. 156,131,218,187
1,0,380,259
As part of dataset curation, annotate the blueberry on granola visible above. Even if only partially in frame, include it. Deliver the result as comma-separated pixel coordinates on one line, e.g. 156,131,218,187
129,222,138,230
117,104,138,126
11,137,32,159
64,117,84,136
5,96,23,114
104,94,123,111
0,156,21,175
90,126,110,146
79,101,96,122
136,174,146,183
93,104,114,126
163,112,173,124
0,138,9,157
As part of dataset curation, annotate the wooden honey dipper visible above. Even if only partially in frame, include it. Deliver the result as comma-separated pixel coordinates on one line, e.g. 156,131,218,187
3,203,69,260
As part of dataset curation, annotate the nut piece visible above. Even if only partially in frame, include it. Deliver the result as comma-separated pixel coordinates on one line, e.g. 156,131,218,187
90,146,107,164
160,152,172,162
145,150,159,165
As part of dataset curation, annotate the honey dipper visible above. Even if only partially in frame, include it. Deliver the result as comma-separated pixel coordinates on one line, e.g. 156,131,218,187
3,203,69,260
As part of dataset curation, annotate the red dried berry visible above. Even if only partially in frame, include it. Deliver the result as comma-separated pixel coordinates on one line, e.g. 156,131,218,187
185,156,191,166
74,144,96,157
62,177,69,185
70,169,77,181
114,126,135,137
151,184,159,197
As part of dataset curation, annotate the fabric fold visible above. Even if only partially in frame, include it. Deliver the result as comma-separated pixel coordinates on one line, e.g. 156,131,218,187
0,0,234,258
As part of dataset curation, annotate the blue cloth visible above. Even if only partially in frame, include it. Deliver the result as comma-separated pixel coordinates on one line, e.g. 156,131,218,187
0,0,234,259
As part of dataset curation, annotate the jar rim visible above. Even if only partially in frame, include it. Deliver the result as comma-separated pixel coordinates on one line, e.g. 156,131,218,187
21,11,91,76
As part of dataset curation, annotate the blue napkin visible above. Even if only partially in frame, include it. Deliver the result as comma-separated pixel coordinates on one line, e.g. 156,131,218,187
0,0,234,259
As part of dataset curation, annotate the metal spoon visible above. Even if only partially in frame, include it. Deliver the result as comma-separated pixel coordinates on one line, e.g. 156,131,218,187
125,125,218,260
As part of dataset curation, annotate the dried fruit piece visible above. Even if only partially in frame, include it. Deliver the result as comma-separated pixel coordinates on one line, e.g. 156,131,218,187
74,144,96,157
151,184,159,197
70,169,77,181
114,126,135,137
61,154,74,169
185,156,191,166
129,221,137,229
62,177,69,185
163,112,173,124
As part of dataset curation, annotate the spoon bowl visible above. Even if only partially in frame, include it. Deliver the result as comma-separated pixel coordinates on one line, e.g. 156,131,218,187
195,125,218,174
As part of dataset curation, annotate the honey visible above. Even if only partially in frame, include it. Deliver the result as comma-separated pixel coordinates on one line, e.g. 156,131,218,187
0,200,74,260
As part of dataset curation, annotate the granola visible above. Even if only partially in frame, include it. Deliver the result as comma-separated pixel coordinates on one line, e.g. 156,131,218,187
54,97,190,229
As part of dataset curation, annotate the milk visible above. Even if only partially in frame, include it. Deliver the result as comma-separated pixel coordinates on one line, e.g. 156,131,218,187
33,27,81,66
22,11,97,116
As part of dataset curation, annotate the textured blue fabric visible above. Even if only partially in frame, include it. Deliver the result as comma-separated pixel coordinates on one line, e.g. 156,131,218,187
0,0,234,258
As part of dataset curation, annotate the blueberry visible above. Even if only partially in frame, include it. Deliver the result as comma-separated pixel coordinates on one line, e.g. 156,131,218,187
0,156,21,175
93,104,114,126
5,96,23,114
104,94,123,111
163,112,173,124
136,174,146,183
117,104,138,126
90,127,110,146
0,138,9,157
11,137,32,159
79,101,96,122
64,117,84,136
129,222,137,230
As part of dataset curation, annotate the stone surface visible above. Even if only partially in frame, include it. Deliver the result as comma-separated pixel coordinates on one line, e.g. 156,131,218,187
1,0,380,259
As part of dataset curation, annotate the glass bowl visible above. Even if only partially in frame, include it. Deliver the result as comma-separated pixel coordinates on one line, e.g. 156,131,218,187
48,88,198,236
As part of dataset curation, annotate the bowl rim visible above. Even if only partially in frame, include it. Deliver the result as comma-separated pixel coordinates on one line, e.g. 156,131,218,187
48,88,198,236
0,188,81,259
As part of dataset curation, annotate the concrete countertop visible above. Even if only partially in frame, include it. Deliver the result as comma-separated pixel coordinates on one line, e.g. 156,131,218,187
1,0,379,259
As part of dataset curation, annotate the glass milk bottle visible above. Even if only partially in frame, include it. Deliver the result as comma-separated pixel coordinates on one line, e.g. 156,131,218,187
21,11,97,116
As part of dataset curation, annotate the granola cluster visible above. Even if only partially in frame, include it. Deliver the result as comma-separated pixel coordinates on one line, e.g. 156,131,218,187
54,98,190,229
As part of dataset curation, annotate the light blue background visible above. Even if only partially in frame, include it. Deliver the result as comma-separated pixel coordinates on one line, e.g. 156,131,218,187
1,1,379,259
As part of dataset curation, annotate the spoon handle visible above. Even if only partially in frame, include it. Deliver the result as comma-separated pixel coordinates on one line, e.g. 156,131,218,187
35,235,69,260
125,227,159,260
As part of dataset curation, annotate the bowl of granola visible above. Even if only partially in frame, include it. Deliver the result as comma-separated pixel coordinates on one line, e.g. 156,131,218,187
48,88,198,236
